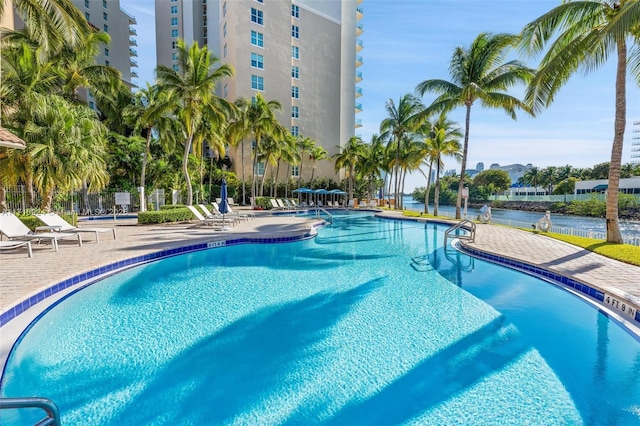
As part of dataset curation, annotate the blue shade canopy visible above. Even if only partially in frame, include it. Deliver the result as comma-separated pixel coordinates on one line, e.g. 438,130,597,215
329,189,347,195
292,187,312,193
314,189,329,194
219,179,230,214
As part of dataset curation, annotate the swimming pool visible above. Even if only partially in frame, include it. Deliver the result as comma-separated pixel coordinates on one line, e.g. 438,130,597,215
2,213,640,424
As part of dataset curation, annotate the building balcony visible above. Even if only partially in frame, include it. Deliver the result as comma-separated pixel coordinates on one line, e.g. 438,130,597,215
130,59,138,68
356,6,363,20
129,26,137,36
131,70,139,78
355,118,362,128
129,38,137,46
357,0,363,4
356,23,364,36
356,38,363,52
355,103,362,113
129,48,138,57
356,71,363,82
356,55,363,67
355,86,363,98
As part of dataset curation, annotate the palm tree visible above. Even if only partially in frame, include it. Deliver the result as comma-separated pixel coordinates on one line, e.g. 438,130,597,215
357,135,385,201
296,136,314,183
309,145,329,184
380,94,424,209
520,1,640,243
422,114,462,216
523,166,540,191
1,0,91,58
334,136,365,201
25,94,108,211
156,40,233,206
227,94,284,206
416,32,535,219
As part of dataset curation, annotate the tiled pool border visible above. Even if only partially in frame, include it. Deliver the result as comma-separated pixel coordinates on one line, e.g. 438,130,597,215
0,230,319,328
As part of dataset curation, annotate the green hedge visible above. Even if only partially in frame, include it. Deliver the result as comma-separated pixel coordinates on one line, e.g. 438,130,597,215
254,197,272,210
160,204,187,210
17,213,77,231
137,208,194,224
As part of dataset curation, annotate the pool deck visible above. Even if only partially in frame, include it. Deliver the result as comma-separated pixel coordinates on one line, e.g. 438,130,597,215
2,208,640,333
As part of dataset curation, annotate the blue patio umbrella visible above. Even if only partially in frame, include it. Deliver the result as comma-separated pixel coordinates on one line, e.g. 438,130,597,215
219,179,231,230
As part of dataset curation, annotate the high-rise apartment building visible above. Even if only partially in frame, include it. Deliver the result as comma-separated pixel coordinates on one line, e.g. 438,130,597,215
155,0,364,186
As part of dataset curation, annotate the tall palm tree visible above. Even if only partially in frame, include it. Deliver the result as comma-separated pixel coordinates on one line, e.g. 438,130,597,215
380,94,424,209
358,134,385,201
416,32,534,219
296,136,314,183
227,94,284,206
309,145,329,184
334,136,365,201
422,113,462,216
520,0,640,243
156,40,233,206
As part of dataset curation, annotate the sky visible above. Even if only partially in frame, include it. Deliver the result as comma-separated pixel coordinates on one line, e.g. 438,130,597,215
119,0,640,192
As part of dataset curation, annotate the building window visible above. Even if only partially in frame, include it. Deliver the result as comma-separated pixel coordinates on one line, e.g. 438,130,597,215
170,0,177,2
256,162,265,176
172,41,178,49
223,23,227,37
251,30,263,47
291,126,299,136
105,48,109,57
105,60,109,66
171,5,178,14
172,52,178,61
292,165,299,177
223,43,227,57
172,29,179,37
251,52,264,69
292,106,299,118
256,0,263,3
84,0,89,8
292,25,299,39
173,64,179,72
103,24,108,32
251,75,264,91
292,65,299,79
292,4,299,18
292,86,299,98
171,17,178,26
85,12,90,21
103,12,108,20
251,8,263,25
89,101,95,109
292,46,299,59
223,2,226,16
103,0,107,7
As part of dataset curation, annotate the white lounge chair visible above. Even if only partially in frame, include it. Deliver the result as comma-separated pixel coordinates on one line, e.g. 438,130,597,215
270,199,285,210
0,240,32,257
186,205,226,229
35,213,116,242
0,212,82,251
198,204,239,225
228,197,237,206
213,202,253,220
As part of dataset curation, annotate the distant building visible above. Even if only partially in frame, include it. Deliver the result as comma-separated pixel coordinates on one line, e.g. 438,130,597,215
575,177,640,195
488,163,533,185
464,162,485,179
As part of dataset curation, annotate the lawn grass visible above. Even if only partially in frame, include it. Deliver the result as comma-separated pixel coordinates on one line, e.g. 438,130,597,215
532,232,640,267
400,210,640,267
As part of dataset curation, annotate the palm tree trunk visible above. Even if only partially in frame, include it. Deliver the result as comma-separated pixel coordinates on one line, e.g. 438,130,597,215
183,133,194,205
241,140,246,205
424,160,433,214
82,180,89,214
26,174,34,208
42,188,54,212
435,161,441,217
606,40,626,243
348,164,354,201
394,142,400,209
456,104,472,219
285,164,291,197
139,127,152,212
260,162,269,197
0,183,6,212
251,138,258,207
311,160,316,183
274,161,281,197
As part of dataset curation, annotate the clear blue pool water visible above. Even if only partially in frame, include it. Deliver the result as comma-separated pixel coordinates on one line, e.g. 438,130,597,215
2,213,640,425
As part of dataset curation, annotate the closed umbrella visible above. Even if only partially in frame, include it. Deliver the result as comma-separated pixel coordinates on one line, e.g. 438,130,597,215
219,179,231,231
0,126,26,149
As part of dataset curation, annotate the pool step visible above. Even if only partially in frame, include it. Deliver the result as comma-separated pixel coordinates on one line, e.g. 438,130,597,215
411,256,434,272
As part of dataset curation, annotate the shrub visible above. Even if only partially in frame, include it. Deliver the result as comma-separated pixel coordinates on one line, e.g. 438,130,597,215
160,204,187,210
253,197,272,210
138,208,194,224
